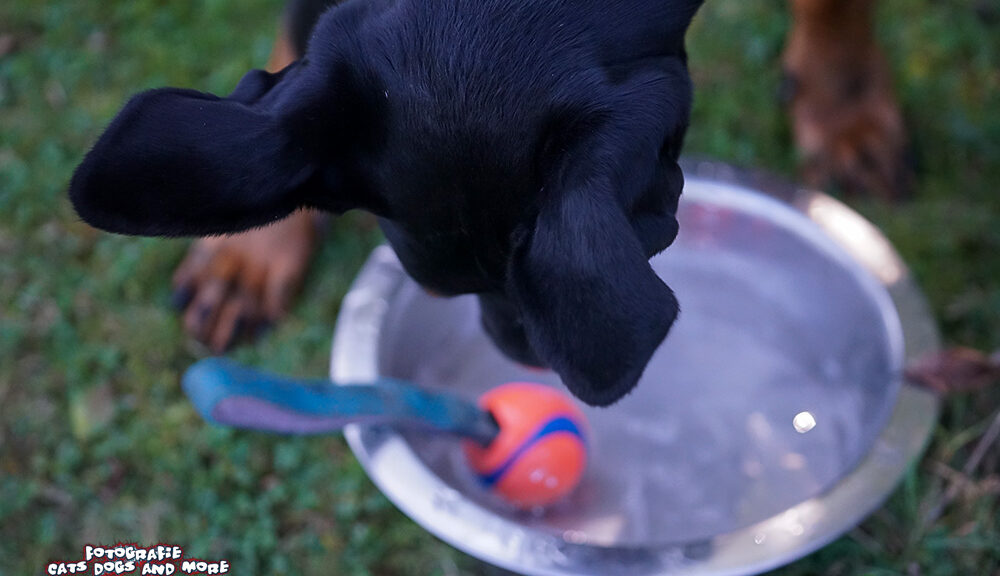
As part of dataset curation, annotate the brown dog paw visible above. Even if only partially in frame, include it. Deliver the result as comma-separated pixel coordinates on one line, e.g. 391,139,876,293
783,0,913,200
171,210,323,353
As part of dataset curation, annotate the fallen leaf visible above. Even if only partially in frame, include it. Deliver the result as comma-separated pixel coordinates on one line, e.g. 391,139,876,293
905,347,1000,395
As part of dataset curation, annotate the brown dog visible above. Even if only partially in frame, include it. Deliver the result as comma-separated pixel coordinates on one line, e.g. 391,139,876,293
170,0,909,357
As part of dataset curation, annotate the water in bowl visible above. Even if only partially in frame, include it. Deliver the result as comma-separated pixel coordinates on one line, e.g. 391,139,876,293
375,191,901,547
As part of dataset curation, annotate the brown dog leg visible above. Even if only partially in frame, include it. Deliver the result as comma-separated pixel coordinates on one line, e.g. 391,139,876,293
171,20,327,353
783,0,912,200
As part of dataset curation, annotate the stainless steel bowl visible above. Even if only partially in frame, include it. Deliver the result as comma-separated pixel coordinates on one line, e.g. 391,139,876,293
330,161,940,575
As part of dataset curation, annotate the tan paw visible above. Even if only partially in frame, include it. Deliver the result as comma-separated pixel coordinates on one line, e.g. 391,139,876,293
171,210,322,352
783,1,913,200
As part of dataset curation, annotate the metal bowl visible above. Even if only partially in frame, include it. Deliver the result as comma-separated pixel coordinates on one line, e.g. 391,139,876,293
330,160,939,575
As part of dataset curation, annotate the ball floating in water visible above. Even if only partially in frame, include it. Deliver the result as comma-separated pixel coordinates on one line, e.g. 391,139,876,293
464,382,588,508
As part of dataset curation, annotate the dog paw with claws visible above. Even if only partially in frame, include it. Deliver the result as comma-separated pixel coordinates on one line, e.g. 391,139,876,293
171,210,322,353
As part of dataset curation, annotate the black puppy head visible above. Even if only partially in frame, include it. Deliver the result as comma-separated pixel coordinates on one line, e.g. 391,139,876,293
69,0,703,406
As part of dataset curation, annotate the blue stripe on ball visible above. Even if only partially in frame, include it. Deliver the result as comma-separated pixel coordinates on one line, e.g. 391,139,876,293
477,415,585,487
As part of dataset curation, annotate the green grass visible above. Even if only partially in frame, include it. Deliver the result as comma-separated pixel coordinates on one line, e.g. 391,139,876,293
1,1,998,574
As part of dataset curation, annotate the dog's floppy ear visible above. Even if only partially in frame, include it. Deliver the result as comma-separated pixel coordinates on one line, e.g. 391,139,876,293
69,67,318,237
507,176,680,407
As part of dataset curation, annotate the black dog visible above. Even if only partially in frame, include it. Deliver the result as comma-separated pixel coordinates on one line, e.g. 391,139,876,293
69,0,704,407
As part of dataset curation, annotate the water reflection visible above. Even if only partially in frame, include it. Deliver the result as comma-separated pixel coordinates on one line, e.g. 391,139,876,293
793,411,817,433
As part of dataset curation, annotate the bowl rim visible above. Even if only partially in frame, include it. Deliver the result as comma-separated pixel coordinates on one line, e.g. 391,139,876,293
329,160,941,576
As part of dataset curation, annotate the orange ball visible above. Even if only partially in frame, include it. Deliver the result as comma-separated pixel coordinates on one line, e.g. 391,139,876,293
463,382,588,508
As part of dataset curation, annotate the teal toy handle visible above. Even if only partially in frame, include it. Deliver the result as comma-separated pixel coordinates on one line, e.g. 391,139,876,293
182,358,498,444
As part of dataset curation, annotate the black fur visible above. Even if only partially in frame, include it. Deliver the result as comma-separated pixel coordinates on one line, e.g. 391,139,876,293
285,0,341,56
69,0,704,406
